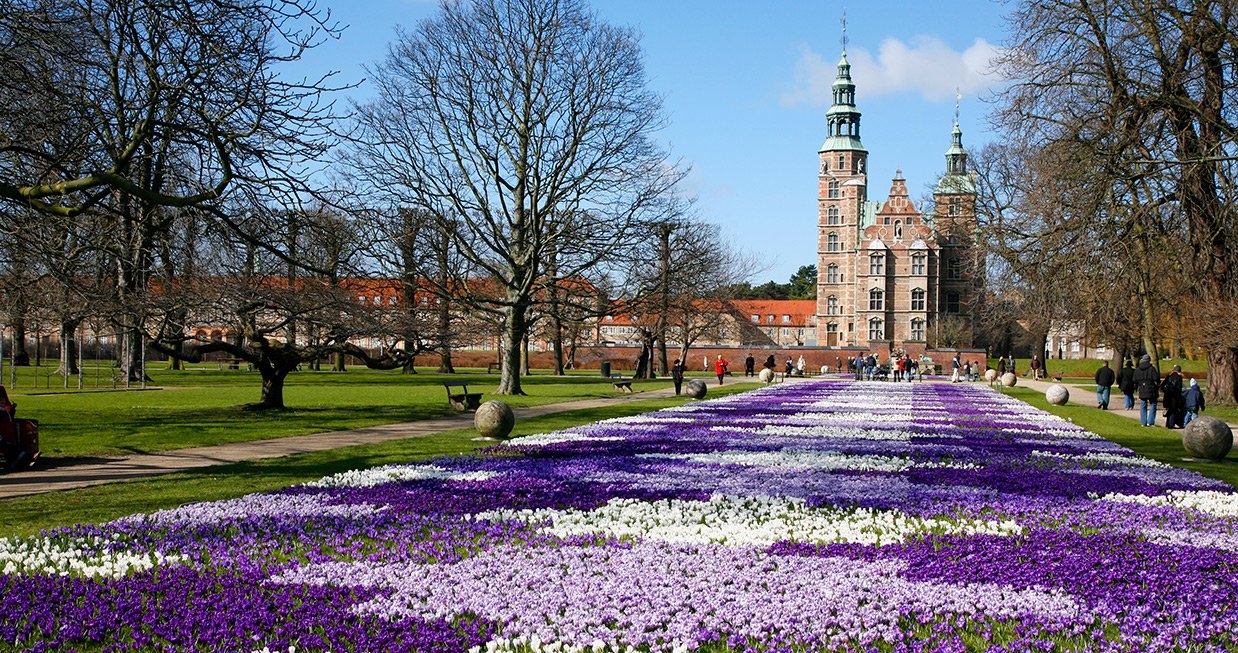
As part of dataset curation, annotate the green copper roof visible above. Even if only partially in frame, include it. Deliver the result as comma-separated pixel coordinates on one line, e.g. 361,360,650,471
934,174,976,195
860,200,880,229
820,135,867,153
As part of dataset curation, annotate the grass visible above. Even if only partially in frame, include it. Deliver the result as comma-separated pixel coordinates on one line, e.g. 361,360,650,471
9,369,681,458
1003,386,1238,489
0,385,754,538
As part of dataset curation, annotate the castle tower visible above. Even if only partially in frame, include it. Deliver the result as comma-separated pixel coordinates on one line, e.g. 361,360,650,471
815,49,868,347
932,115,979,345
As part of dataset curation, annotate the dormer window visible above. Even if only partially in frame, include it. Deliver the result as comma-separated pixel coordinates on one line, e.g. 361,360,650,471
750,314,759,323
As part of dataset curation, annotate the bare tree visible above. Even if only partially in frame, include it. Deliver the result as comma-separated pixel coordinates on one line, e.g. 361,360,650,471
0,0,345,218
347,0,683,394
993,0,1238,402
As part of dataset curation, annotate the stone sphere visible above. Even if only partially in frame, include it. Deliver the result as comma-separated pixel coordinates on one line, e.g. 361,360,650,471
1183,416,1233,460
1045,384,1070,406
819,365,828,375
758,368,775,384
984,368,998,382
474,400,515,439
1001,372,1018,387
686,379,708,400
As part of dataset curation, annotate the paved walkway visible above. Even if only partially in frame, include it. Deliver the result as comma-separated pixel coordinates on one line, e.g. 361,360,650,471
995,375,1238,434
0,378,763,500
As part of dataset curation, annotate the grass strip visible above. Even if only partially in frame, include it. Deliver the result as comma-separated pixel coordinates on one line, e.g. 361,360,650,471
1004,386,1238,489
0,385,753,538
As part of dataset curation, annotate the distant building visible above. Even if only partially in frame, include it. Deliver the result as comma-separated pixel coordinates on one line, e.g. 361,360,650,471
814,46,981,355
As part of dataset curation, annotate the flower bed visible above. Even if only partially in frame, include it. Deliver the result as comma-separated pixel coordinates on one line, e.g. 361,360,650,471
4,380,1238,652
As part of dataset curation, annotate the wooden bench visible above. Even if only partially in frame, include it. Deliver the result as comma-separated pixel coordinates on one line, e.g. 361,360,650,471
610,374,634,393
486,362,501,374
443,380,483,411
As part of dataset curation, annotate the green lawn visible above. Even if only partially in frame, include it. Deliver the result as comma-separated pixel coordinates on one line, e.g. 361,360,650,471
0,385,754,537
1004,386,1238,489
6,367,683,458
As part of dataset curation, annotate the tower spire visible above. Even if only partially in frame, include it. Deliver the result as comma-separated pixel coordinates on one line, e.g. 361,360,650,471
841,11,848,54
821,14,865,153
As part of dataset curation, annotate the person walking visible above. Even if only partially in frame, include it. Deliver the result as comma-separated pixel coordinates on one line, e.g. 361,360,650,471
797,355,806,375
714,354,729,386
1183,378,1206,426
951,353,962,383
744,353,755,377
1007,354,1016,376
671,358,686,396
1133,354,1160,427
1118,359,1136,410
1030,355,1042,381
784,356,795,376
1094,360,1116,410
1162,364,1185,429
998,357,1007,376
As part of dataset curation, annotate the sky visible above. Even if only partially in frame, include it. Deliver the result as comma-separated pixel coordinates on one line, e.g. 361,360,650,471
296,0,1012,283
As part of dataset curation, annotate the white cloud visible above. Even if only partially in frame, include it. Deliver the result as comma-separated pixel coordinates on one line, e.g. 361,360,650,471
781,36,1004,106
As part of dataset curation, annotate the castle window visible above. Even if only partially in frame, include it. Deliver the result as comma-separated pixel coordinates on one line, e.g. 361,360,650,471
868,288,884,311
946,292,961,314
827,233,840,252
828,206,840,225
868,318,885,341
911,288,925,311
828,180,840,199
911,318,925,341
826,322,839,333
869,253,885,276
949,197,961,216
826,296,839,316
947,258,961,280
826,264,839,284
912,253,926,275
838,154,845,170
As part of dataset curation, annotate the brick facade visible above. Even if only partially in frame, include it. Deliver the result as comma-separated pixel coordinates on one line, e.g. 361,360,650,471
814,49,979,353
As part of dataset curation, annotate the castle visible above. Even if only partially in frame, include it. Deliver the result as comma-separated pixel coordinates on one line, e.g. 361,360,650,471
814,47,980,355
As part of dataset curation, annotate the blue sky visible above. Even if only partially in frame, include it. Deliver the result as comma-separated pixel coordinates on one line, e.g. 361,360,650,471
300,1,1011,283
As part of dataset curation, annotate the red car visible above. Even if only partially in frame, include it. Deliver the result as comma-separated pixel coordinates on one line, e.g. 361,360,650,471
0,385,39,470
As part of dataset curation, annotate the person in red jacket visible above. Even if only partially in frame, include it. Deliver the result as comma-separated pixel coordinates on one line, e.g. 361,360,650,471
715,354,729,386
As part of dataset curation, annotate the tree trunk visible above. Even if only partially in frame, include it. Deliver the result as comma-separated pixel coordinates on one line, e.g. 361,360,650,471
1206,347,1238,405
59,320,80,376
11,315,28,366
333,350,346,372
520,334,530,376
551,314,566,375
257,366,291,409
435,291,455,373
495,303,527,395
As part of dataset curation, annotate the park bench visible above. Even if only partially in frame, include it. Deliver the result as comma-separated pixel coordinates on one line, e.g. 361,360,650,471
486,362,501,374
443,380,483,411
610,374,634,393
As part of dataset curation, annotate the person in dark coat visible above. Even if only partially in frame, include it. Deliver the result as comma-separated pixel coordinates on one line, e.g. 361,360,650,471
1094,360,1116,410
1117,359,1136,410
1161,364,1185,429
1133,354,1161,427
671,358,685,396
1183,378,1206,426
744,353,756,377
